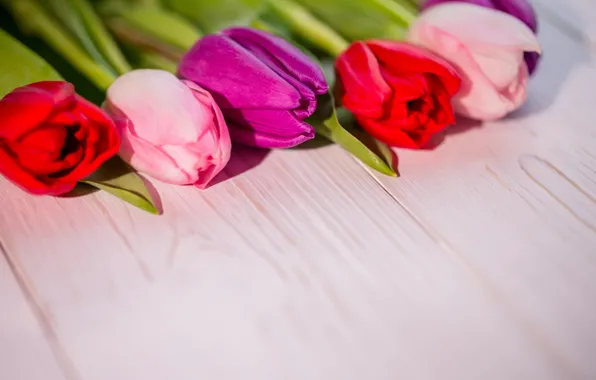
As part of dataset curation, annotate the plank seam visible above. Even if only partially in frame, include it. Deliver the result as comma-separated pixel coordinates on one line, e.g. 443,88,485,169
351,158,582,378
0,239,83,380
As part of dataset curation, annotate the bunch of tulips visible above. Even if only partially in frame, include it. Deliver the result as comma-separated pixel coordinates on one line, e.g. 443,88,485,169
0,0,541,214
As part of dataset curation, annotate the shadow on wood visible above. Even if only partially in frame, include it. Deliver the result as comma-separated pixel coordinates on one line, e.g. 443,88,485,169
419,116,484,150
209,146,271,187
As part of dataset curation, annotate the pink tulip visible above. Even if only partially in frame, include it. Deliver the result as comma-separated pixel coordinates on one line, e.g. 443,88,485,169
104,69,231,188
407,2,541,120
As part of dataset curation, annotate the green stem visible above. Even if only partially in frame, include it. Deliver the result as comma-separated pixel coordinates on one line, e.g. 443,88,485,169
267,0,349,57
138,0,161,6
117,7,202,51
44,0,116,75
372,0,417,25
107,18,186,61
10,0,116,90
138,52,178,73
402,0,421,10
102,5,201,63
68,0,132,75
250,19,277,34
315,116,397,177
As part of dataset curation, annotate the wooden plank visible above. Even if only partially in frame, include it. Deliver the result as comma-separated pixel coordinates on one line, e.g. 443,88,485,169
535,0,596,48
0,2,593,380
0,144,571,380
357,15,596,379
0,242,70,380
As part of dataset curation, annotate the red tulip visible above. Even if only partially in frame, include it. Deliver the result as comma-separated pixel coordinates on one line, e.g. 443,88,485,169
335,41,460,149
0,81,120,195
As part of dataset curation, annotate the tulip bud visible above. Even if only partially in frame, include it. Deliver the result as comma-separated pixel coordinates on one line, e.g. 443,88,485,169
421,0,540,73
104,69,231,188
335,41,461,149
178,27,328,149
407,3,541,120
0,81,120,195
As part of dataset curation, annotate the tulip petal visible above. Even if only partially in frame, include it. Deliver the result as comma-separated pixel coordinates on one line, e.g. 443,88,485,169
421,0,540,74
492,0,537,31
0,148,75,195
59,102,121,185
106,71,230,187
178,35,303,111
471,47,523,89
160,144,208,182
413,3,541,54
0,81,73,141
117,121,194,185
226,108,314,148
183,80,232,187
336,42,392,120
359,117,427,149
524,51,540,74
423,0,495,8
223,27,328,117
106,69,213,146
27,81,75,107
408,3,538,120
411,24,526,119
183,80,231,153
159,144,220,189
423,0,537,32
367,40,461,95
13,125,69,174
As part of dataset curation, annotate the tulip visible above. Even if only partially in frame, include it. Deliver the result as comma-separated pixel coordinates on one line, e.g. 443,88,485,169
421,0,540,73
407,3,541,120
178,26,328,149
335,41,461,149
0,81,120,195
104,69,231,188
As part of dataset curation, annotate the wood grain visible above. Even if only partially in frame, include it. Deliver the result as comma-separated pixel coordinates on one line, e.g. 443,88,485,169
0,242,70,380
1,3,596,380
0,144,574,380
359,16,596,379
536,0,596,49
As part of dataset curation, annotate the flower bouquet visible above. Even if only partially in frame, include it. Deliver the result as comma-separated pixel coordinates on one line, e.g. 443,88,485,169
0,0,541,214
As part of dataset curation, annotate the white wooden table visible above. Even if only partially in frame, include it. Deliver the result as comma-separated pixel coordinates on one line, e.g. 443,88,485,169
2,1,596,379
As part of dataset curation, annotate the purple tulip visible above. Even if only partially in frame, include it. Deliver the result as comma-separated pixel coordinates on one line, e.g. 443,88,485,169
178,27,328,149
421,0,540,74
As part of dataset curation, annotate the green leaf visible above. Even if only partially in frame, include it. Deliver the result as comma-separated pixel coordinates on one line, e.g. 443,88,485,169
31,0,132,77
67,0,132,75
24,0,131,76
44,0,116,75
6,0,116,90
251,16,325,64
337,108,399,176
83,156,160,214
265,0,348,57
0,29,63,98
308,92,398,177
294,0,415,41
137,51,178,73
110,6,202,52
250,18,280,35
162,0,267,33
318,58,336,87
